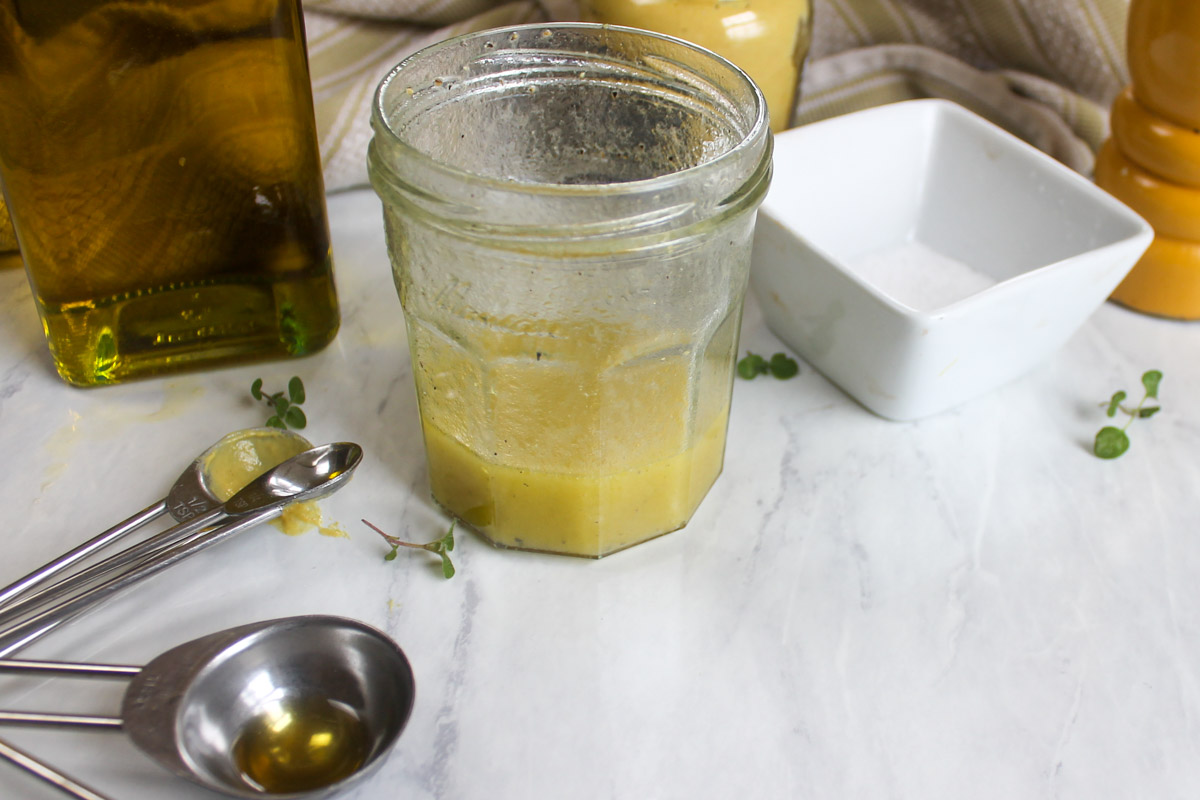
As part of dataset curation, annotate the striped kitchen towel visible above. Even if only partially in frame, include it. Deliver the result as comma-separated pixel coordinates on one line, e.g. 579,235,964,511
796,0,1130,175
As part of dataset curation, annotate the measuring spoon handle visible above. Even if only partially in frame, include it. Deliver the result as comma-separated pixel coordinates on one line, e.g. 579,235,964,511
0,658,141,678
0,501,167,610
0,735,118,800
0,508,224,630
0,711,123,729
0,506,282,658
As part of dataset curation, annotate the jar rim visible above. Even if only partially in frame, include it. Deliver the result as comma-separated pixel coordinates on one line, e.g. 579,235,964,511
369,22,769,199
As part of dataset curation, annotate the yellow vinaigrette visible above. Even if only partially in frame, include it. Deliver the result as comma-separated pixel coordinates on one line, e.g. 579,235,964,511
413,316,737,558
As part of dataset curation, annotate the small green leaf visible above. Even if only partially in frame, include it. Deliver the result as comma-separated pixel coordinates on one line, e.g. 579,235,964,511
1094,426,1130,459
1105,391,1126,418
737,353,768,380
251,377,310,430
1138,406,1161,419
768,352,799,379
1142,370,1163,399
365,518,457,579
284,406,307,429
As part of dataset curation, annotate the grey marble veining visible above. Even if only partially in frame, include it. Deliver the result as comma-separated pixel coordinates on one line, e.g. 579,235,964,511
0,191,1198,799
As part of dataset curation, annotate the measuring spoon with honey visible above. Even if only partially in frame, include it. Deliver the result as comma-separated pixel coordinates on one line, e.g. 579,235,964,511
0,615,416,799
0,427,313,612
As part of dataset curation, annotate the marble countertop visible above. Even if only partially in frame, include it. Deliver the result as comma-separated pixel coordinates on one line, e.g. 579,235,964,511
1,189,1198,800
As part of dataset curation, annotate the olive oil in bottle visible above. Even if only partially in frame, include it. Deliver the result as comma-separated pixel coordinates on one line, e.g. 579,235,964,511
0,0,339,386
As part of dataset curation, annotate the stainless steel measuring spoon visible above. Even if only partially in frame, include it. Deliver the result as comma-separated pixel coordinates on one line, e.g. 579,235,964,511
0,427,312,611
0,615,416,799
0,442,363,657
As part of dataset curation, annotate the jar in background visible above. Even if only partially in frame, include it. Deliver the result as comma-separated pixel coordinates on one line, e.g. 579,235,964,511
579,0,812,132
0,0,339,385
369,24,771,558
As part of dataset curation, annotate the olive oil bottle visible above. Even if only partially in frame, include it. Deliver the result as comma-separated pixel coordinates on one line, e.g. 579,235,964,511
0,0,339,386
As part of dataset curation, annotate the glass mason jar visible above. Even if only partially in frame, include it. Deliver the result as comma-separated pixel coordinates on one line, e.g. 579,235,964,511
369,24,771,558
0,0,339,386
579,0,813,133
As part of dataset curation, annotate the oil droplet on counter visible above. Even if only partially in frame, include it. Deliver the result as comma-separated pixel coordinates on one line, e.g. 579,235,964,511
139,382,207,424
232,694,370,794
40,409,84,490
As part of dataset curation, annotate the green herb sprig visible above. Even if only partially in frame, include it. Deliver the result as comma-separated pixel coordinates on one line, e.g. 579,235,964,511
738,351,799,380
363,519,456,579
250,376,307,430
1094,369,1163,459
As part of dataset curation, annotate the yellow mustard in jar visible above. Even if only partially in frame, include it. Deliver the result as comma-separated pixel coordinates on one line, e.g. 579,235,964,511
581,0,812,132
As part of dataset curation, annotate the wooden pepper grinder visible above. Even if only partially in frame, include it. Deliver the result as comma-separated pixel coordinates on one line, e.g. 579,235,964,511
1096,0,1200,319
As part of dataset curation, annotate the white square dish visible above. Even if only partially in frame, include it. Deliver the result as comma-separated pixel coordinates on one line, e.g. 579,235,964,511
750,99,1153,420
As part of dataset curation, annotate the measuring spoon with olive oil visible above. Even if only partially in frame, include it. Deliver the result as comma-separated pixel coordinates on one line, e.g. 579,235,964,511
233,693,371,794
0,616,415,799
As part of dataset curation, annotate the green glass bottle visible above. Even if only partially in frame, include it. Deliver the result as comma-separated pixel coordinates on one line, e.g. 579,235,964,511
0,0,339,385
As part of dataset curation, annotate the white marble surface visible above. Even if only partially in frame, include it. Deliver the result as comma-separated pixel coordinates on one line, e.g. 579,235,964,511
1,189,1199,800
